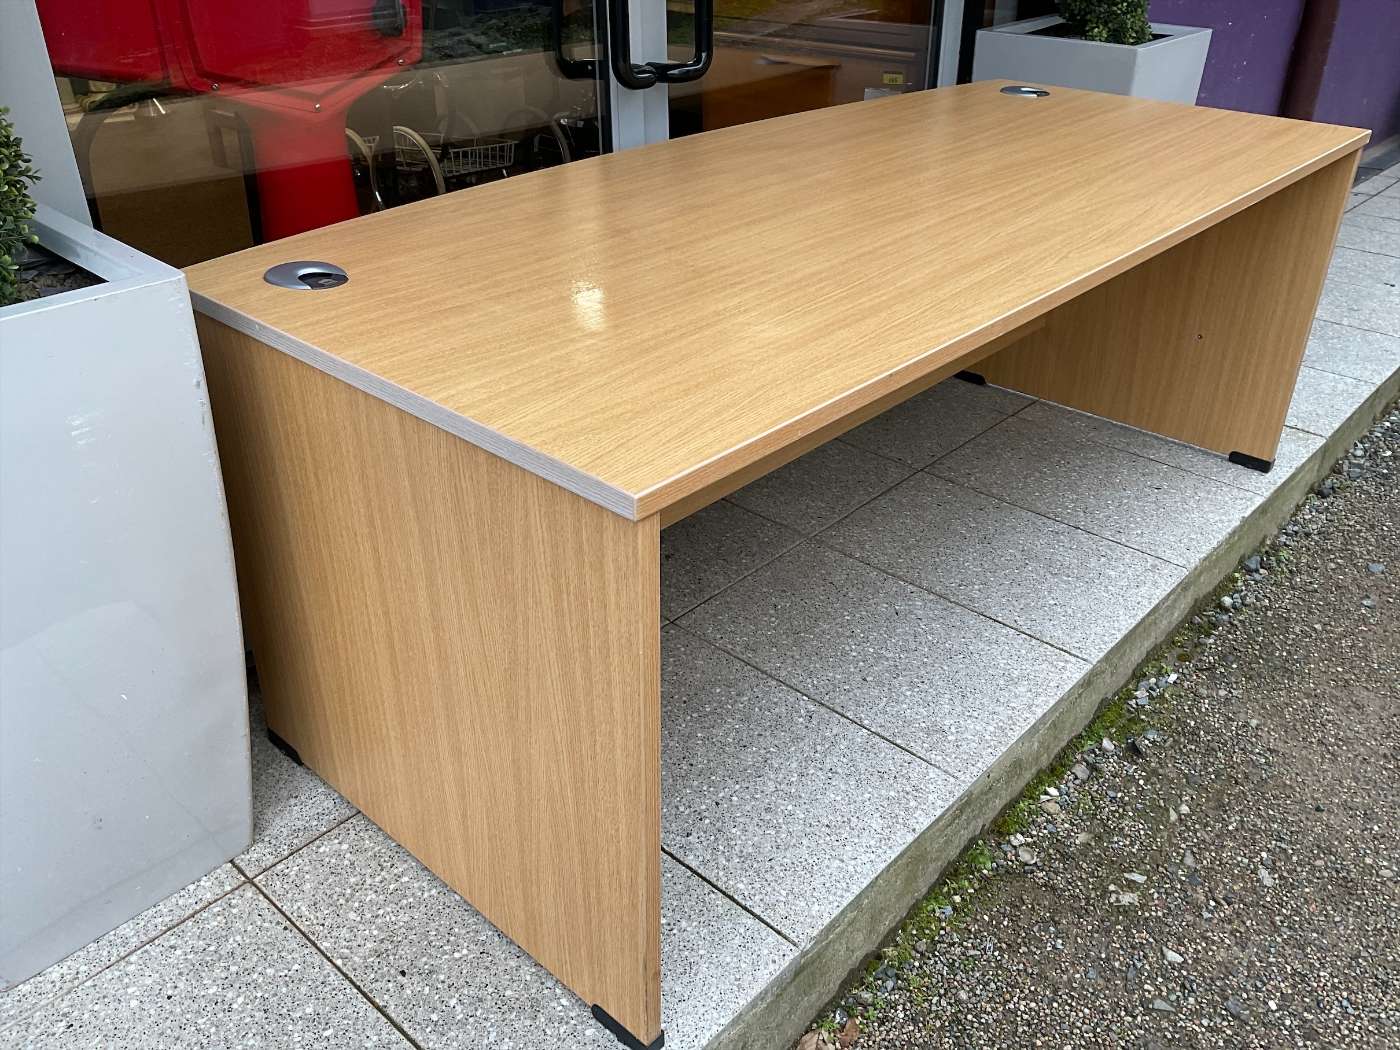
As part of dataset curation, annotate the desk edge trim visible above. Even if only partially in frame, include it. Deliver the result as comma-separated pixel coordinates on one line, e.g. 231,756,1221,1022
191,294,642,520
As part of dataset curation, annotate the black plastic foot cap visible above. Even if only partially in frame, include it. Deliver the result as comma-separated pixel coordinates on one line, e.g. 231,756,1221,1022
266,727,304,766
591,1005,664,1050
1228,450,1273,474
955,370,987,385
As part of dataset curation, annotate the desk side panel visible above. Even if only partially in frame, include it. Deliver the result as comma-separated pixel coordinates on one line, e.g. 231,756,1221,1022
978,150,1360,464
196,317,662,1042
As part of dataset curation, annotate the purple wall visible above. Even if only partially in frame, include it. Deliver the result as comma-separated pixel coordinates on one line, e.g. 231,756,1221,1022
1310,0,1400,141
1147,0,1400,139
1149,0,1306,115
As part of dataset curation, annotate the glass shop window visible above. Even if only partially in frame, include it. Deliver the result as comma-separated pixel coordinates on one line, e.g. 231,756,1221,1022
34,0,605,267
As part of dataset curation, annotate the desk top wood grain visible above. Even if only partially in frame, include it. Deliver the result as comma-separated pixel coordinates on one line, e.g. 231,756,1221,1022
186,81,1367,520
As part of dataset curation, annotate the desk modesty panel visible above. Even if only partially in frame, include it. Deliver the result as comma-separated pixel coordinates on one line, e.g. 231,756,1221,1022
187,82,1364,1050
186,81,1368,523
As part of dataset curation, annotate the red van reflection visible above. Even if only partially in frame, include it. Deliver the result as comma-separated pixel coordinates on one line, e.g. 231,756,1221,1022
39,0,422,239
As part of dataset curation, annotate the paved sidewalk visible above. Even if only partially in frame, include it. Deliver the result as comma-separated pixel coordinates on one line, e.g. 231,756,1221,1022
806,404,1399,1049
2,160,1397,1050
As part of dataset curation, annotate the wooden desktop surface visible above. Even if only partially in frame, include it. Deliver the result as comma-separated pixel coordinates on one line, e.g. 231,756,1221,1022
185,82,1367,521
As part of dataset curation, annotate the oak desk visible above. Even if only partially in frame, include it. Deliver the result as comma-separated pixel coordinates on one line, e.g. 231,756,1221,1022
187,82,1366,1049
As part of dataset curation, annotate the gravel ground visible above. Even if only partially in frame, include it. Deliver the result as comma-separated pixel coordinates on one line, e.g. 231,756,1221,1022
802,405,1399,1050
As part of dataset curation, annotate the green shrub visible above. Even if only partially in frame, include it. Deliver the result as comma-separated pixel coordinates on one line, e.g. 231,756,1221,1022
1,108,41,308
1058,0,1152,45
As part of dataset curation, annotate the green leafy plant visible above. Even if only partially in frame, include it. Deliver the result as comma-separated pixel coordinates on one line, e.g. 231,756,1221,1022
1,107,41,308
1057,0,1152,45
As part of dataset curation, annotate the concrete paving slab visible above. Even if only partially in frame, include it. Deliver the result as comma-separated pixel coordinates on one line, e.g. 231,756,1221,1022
256,815,611,1050
234,699,357,877
840,379,1031,468
1352,192,1400,221
1013,401,1323,497
0,864,243,1027
661,501,803,620
728,439,913,535
661,628,959,943
1317,247,1400,336
677,544,1087,781
927,413,1259,565
0,884,407,1049
654,854,796,1050
1304,320,1400,384
822,472,1185,659
1287,365,1385,438
256,814,793,1050
1353,173,1398,196
1254,428,1328,490
1335,214,1400,258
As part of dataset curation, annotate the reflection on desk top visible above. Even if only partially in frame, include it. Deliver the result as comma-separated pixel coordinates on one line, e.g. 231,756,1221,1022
185,81,1367,521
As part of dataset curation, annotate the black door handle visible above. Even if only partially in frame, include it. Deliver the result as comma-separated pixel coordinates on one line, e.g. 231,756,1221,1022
608,0,713,90
652,0,713,84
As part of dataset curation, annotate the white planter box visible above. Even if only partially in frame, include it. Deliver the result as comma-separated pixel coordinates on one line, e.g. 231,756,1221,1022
0,205,250,986
973,15,1212,105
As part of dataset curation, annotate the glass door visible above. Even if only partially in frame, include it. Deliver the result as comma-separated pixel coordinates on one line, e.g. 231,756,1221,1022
33,0,611,266
672,0,935,136
607,0,942,145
